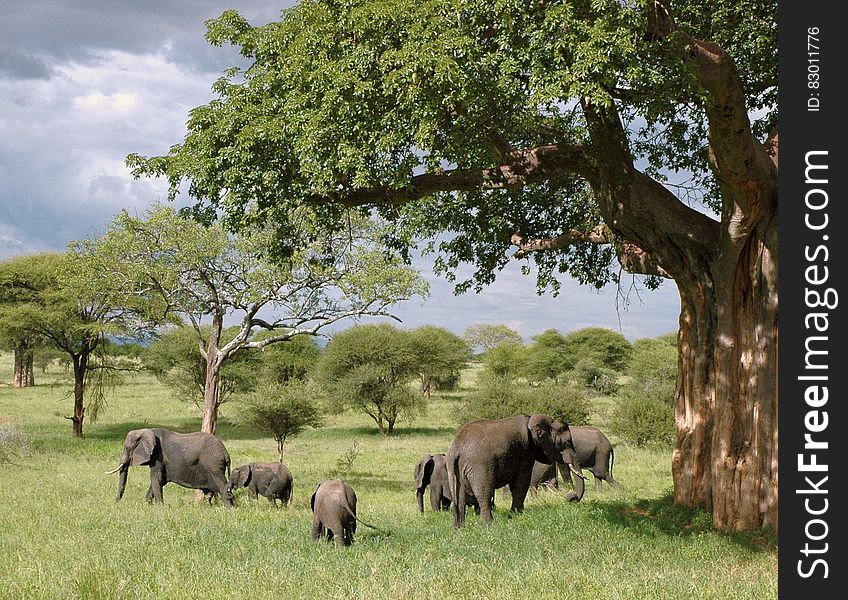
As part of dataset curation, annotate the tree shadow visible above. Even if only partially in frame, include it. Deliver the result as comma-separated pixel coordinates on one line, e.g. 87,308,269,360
87,420,278,442
591,491,777,552
338,426,457,438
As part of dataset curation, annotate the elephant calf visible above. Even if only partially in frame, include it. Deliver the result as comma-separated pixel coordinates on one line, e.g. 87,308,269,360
311,479,381,547
227,462,293,507
414,453,489,513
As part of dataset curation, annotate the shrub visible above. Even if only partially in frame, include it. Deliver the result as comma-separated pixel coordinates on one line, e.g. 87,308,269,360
563,327,632,372
458,375,591,426
569,357,620,394
480,342,527,381
0,424,29,465
234,380,325,460
610,390,675,447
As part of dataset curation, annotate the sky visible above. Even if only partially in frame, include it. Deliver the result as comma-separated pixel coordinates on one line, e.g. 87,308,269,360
0,0,681,342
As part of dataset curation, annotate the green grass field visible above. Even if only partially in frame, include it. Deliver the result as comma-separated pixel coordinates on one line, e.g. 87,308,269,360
0,356,776,599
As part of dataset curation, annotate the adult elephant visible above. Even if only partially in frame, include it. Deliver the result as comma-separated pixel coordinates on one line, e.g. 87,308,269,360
560,426,619,492
107,428,234,506
446,413,584,527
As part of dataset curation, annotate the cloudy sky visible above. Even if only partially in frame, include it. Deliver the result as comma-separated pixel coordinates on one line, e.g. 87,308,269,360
0,0,680,342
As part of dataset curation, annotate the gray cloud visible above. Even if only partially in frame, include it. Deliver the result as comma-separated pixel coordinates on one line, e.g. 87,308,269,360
0,0,681,340
0,49,53,80
1,1,289,75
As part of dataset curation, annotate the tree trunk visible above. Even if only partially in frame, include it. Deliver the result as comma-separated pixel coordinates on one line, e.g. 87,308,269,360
71,353,87,438
13,344,35,388
201,314,224,435
672,208,778,530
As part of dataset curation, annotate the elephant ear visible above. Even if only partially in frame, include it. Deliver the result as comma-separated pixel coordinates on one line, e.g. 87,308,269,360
235,466,252,488
131,429,157,465
528,414,563,465
415,455,434,490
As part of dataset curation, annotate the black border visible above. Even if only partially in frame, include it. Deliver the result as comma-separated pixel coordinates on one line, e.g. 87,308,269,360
778,2,845,596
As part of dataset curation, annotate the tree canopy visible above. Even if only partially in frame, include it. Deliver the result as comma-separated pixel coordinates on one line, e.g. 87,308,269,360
129,0,778,530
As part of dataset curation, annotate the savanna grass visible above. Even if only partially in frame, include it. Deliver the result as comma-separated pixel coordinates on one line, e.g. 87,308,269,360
0,355,776,599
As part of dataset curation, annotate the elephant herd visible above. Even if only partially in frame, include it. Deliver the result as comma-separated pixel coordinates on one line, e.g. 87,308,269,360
108,415,618,547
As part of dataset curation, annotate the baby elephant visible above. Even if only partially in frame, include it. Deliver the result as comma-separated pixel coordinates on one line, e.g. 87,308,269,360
414,453,488,513
227,462,293,507
311,479,380,547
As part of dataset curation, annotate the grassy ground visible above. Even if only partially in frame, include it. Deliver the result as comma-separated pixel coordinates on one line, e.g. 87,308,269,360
0,355,776,599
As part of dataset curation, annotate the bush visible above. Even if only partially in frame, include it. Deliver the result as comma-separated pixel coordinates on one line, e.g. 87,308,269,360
563,327,632,372
0,424,29,465
234,380,325,460
569,357,620,394
610,390,675,447
457,375,591,426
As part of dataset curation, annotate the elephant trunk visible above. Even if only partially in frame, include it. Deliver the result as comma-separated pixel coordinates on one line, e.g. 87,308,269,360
115,463,129,500
567,467,585,502
416,490,424,513
559,449,585,502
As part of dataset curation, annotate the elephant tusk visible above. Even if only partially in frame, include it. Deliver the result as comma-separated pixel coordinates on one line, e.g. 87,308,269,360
105,464,125,475
568,464,586,480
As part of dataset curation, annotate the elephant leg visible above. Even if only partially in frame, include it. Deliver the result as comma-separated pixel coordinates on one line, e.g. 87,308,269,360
430,485,441,512
477,488,495,525
149,467,165,503
343,518,356,546
453,485,468,528
594,474,603,492
311,518,324,542
508,471,532,515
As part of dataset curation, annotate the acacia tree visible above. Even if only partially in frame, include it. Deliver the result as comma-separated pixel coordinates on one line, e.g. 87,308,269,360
129,1,778,530
463,324,523,354
75,206,425,435
0,253,143,436
0,257,46,388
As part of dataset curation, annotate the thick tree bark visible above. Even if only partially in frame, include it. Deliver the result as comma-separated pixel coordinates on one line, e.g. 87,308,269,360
13,344,35,388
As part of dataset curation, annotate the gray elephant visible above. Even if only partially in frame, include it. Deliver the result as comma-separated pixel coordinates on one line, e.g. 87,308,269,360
227,462,293,506
414,454,452,512
414,453,490,513
311,479,380,547
446,413,585,527
560,426,619,491
107,428,234,506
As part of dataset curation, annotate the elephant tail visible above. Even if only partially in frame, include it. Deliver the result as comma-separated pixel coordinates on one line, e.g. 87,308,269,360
609,446,615,479
448,452,461,521
342,503,388,534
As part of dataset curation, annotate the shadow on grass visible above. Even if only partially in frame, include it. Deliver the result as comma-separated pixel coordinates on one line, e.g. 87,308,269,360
329,426,457,438
86,420,284,442
593,491,777,552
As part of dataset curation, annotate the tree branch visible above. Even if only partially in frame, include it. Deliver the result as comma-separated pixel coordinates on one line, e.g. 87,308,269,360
649,0,776,217
305,144,595,208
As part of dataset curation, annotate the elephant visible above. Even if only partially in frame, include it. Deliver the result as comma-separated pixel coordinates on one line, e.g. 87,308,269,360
311,479,381,547
107,428,234,506
414,453,491,513
503,461,559,499
414,454,452,512
559,426,619,492
227,462,293,506
446,413,585,527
